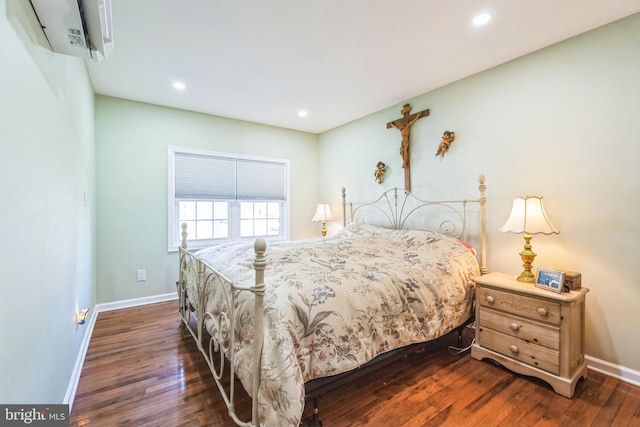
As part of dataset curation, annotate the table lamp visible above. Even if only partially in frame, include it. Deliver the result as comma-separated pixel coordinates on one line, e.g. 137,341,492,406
500,196,559,282
312,203,334,237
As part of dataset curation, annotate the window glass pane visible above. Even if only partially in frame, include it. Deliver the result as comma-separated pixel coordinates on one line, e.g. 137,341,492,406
267,202,280,218
196,221,213,239
213,202,228,219
267,219,280,235
179,201,231,240
237,202,283,237
240,219,254,237
197,201,213,220
254,219,267,235
179,201,196,220
254,202,267,219
240,202,253,219
213,220,228,238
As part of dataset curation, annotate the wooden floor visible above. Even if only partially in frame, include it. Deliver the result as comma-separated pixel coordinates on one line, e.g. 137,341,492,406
70,301,640,427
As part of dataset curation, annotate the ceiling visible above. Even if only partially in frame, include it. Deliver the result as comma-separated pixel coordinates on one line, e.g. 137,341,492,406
86,1,640,134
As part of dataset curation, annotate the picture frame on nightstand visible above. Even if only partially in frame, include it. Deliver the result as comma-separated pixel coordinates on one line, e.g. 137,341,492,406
535,268,565,293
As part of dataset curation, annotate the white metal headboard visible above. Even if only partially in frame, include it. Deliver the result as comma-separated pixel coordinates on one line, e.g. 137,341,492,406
342,174,487,274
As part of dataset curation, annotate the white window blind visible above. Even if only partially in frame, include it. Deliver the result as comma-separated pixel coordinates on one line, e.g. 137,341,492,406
237,160,286,200
174,153,286,201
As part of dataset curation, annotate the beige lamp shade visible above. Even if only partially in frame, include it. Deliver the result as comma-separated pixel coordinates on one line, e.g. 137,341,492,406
500,196,558,235
312,203,334,222
500,196,558,282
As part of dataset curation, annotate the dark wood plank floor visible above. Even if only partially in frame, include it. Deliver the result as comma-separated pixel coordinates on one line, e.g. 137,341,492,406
70,301,640,426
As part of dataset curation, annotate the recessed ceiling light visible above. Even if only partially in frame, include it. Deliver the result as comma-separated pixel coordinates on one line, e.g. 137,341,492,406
473,13,491,26
173,81,186,91
298,110,308,117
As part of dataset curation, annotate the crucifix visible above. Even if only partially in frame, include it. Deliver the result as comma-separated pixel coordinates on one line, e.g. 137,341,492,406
386,103,430,192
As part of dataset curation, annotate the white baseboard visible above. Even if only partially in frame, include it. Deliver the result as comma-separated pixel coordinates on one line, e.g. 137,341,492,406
95,292,178,312
586,355,640,388
63,307,99,407
64,292,178,410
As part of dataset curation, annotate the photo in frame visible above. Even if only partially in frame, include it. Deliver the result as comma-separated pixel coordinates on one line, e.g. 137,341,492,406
535,268,565,293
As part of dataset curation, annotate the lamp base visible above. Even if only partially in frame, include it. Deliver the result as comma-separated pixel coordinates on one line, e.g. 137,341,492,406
517,234,536,283
517,270,536,283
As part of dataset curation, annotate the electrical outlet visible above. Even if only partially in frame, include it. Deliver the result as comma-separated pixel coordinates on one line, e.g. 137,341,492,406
137,269,146,281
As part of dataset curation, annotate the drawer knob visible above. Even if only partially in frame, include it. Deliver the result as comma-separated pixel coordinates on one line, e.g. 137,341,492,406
509,345,519,354
537,308,548,317
510,322,520,331
486,295,495,304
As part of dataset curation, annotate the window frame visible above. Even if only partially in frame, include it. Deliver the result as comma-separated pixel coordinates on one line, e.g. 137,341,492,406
168,147,290,252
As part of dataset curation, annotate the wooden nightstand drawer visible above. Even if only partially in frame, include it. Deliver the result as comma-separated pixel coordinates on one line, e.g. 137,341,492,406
478,307,560,350
477,286,561,325
477,328,560,375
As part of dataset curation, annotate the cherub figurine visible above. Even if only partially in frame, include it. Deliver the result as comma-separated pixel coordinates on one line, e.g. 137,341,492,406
435,131,455,157
374,161,386,184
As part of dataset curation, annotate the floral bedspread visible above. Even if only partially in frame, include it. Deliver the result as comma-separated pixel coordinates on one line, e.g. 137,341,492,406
191,223,479,426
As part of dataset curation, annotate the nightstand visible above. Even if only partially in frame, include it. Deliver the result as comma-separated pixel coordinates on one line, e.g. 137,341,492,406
471,272,589,398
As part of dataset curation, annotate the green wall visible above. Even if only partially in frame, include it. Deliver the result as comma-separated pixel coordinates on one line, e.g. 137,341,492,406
319,13,640,371
0,0,96,403
95,97,319,303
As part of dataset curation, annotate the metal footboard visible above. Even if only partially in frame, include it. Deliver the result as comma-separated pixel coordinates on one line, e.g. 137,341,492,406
177,230,266,427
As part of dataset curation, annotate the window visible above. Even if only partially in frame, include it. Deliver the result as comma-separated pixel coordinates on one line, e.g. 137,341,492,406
168,147,289,251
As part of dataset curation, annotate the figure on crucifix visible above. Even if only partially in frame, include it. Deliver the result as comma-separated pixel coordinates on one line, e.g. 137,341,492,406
386,103,430,191
392,113,423,168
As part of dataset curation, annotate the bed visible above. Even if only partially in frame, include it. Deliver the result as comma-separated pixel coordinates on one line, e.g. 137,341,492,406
176,175,487,426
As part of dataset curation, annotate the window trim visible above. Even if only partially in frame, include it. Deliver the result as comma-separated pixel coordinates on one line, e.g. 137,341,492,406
168,147,290,252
